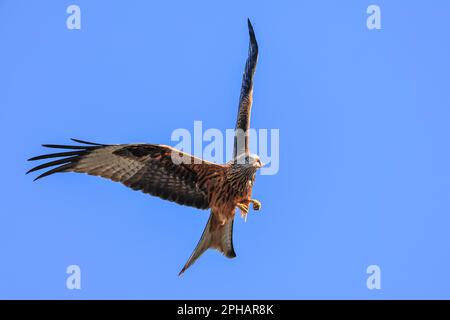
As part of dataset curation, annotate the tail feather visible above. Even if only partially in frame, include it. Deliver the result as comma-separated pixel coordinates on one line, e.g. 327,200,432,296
179,212,236,276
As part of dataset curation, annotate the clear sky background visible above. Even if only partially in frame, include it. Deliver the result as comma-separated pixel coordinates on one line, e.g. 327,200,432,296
1,0,450,299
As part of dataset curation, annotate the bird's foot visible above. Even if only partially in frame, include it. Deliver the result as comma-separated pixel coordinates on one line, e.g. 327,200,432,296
250,199,262,211
237,203,249,222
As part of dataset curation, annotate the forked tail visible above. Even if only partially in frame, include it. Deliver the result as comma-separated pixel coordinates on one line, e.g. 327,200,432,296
179,211,236,276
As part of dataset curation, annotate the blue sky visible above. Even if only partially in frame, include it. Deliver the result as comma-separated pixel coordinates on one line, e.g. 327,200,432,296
1,0,450,299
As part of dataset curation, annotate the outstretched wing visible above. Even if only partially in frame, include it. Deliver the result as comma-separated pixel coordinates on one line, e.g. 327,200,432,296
27,139,224,209
233,18,259,159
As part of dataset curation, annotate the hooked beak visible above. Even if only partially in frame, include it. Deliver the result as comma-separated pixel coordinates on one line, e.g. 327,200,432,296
254,160,264,168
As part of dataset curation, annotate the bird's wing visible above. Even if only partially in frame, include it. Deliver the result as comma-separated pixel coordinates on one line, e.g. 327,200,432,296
27,139,224,209
233,18,259,159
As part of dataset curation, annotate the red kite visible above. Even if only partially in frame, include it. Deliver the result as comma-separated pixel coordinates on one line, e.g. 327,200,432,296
27,19,262,275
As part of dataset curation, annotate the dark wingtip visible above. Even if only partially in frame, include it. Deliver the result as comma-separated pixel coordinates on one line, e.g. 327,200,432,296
70,138,104,146
33,173,47,181
247,18,257,50
247,18,254,33
27,139,104,181
178,267,186,277
26,165,42,175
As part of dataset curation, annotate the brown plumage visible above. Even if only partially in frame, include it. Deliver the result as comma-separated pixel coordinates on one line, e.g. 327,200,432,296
27,19,262,275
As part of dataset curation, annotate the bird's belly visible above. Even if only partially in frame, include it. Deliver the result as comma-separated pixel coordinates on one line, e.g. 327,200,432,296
209,177,254,223
238,179,253,200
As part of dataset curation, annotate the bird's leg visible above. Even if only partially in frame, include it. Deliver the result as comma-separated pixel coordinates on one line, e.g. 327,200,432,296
249,199,262,211
236,203,249,221
237,199,261,222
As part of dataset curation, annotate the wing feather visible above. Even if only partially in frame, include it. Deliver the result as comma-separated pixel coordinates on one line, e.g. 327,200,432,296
233,18,259,158
27,140,224,209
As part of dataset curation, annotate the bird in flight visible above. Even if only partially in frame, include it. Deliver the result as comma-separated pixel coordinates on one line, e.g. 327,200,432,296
27,19,262,275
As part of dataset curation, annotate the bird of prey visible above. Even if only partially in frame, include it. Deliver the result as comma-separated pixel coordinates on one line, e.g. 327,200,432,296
27,19,262,275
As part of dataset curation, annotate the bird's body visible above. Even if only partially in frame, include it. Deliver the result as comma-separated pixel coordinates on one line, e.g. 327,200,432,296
28,19,262,275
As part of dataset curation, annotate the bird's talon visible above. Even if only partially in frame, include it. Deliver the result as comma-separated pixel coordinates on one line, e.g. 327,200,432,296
251,199,261,211
237,203,249,221
237,203,249,214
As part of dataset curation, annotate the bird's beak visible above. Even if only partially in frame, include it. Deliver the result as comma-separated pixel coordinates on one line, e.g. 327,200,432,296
254,161,264,168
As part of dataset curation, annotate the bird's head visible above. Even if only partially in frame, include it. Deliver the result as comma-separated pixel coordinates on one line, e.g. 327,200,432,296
232,153,263,169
